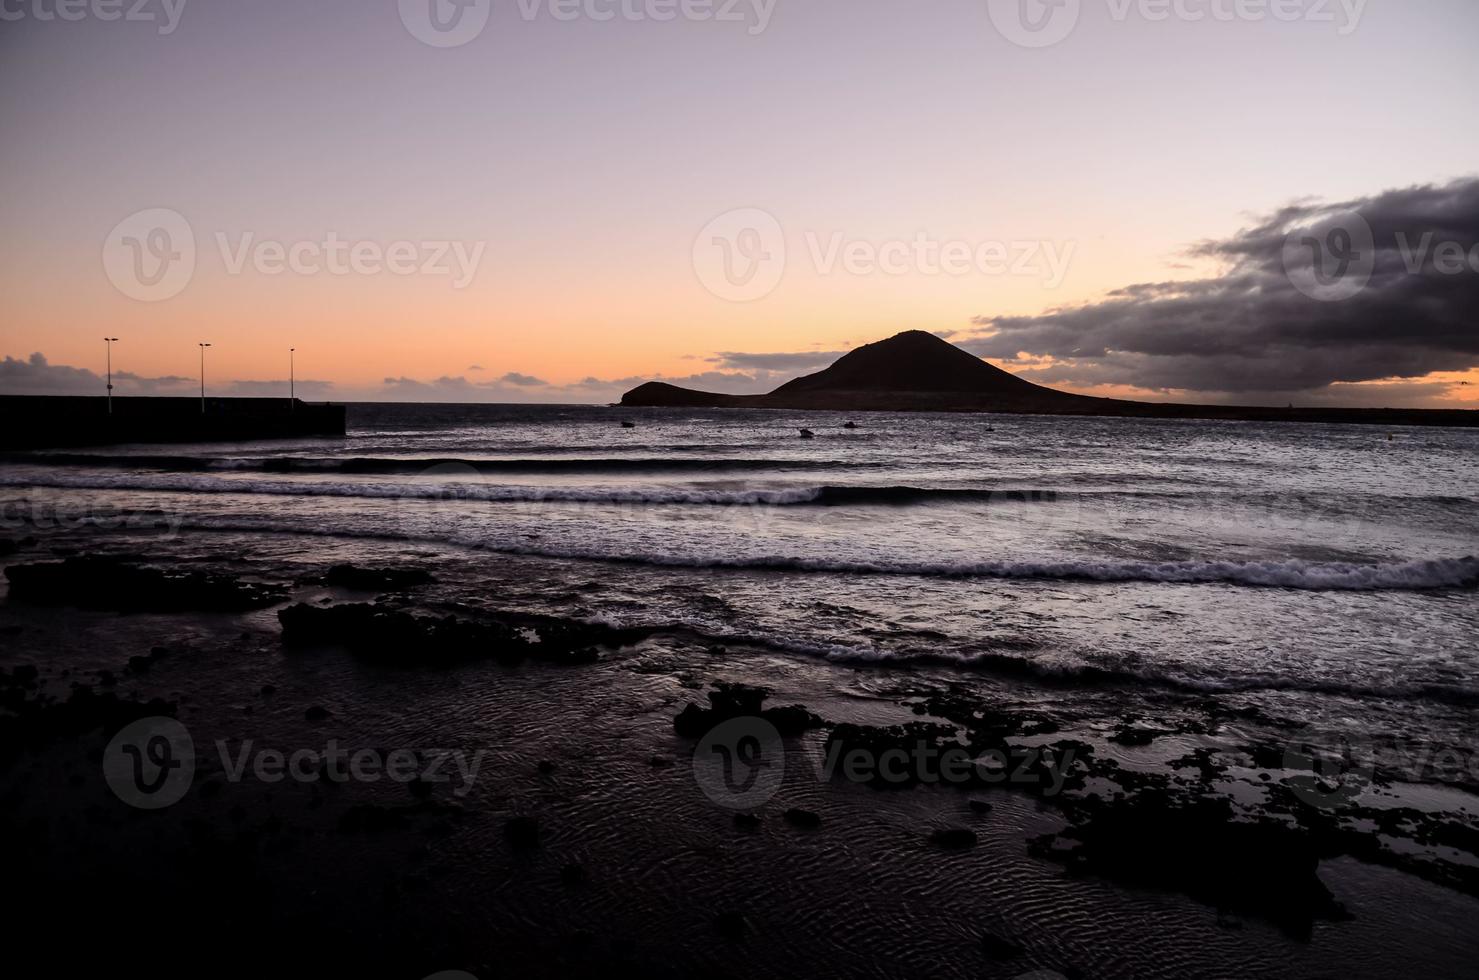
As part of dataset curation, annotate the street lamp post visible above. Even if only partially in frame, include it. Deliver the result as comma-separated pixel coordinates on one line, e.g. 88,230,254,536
104,337,119,414
199,343,212,414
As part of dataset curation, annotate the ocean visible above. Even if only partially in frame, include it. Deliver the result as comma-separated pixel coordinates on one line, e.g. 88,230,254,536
3,403,1478,977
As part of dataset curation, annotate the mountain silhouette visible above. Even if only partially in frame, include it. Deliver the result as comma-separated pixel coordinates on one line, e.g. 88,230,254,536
619,330,1478,427
623,331,1089,412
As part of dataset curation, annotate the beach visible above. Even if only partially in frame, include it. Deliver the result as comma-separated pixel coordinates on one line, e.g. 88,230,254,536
3,404,1478,978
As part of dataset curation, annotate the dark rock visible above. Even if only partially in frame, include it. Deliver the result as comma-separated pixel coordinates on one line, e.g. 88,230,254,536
930,827,978,849
673,682,825,737
1111,727,1158,747
259,684,276,696
537,759,557,774
304,705,331,721
0,686,177,760
505,815,541,849
278,602,645,668
337,804,410,833
560,862,587,885
783,808,821,829
4,557,285,612
968,799,994,814
1028,797,1346,938
713,911,748,940
979,933,1024,960
733,813,761,830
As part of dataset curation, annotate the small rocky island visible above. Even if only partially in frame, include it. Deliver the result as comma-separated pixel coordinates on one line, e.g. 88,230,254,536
621,330,1479,427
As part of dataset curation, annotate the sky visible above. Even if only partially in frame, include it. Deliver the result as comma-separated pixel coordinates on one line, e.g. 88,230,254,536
1,0,1477,406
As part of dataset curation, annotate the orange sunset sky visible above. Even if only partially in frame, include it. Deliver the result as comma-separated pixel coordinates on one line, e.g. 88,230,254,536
2,1,1477,406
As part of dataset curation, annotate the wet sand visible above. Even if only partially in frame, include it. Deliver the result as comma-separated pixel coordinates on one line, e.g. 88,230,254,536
3,527,1479,979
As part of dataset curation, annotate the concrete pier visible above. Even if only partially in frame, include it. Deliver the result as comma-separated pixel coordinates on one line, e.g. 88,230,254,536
0,396,347,449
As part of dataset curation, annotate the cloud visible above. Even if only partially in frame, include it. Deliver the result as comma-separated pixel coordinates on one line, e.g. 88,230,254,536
709,350,843,372
499,372,547,387
0,353,191,395
966,178,1479,399
220,379,337,398
566,370,771,401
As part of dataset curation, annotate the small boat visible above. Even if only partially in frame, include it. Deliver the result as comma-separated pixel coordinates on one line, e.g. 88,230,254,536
798,428,815,439
621,421,636,429
842,421,859,429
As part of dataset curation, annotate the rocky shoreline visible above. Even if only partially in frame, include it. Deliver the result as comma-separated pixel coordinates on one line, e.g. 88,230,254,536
3,535,1478,977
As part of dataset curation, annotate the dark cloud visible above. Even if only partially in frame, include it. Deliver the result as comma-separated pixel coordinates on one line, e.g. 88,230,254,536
0,353,191,395
967,178,1479,396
